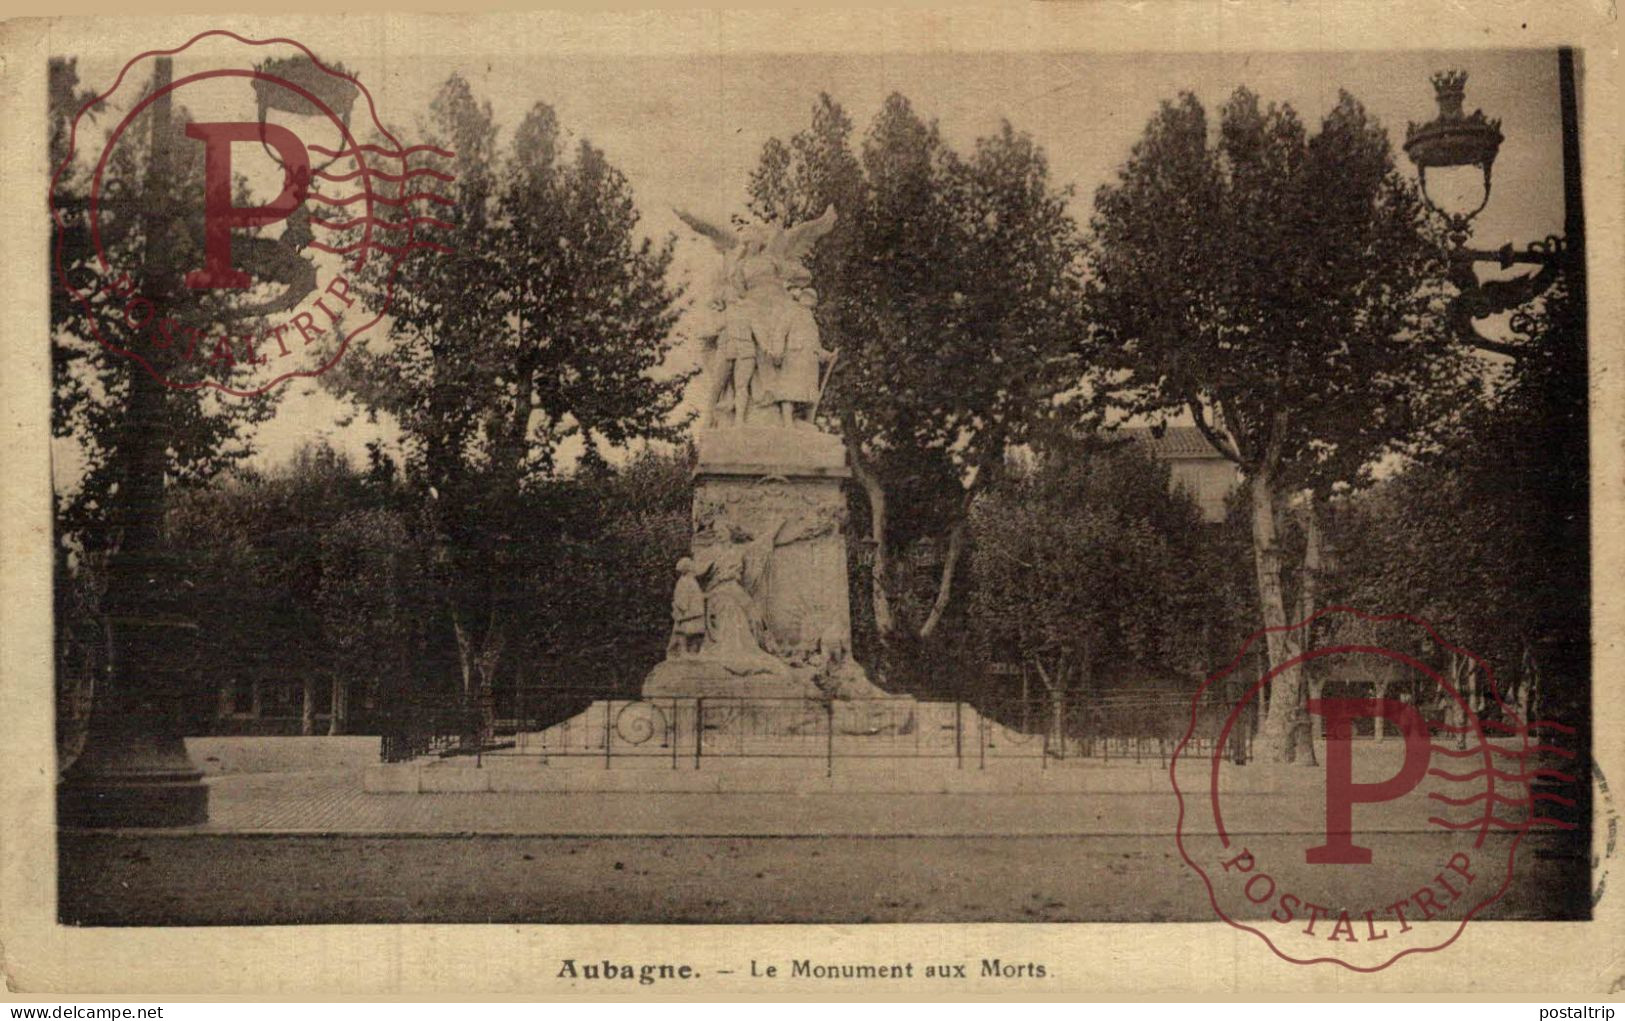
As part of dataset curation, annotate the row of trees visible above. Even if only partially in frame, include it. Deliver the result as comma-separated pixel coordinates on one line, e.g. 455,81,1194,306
57,441,694,740
745,86,1581,760
52,64,1586,760
55,432,1249,739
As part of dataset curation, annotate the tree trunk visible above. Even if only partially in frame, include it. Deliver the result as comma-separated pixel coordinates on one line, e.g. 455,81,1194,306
1050,684,1067,758
1297,493,1322,629
1252,470,1310,764
328,676,347,736
452,612,477,700
452,626,478,750
1250,471,1291,667
845,435,895,644
1019,664,1031,732
301,676,318,736
475,640,501,744
919,453,996,642
918,515,969,640
451,606,503,746
1033,659,1067,758
1456,653,1482,751
1295,496,1322,766
1520,640,1541,723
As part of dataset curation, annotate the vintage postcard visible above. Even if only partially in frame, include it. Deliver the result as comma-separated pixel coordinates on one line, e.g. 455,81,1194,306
1,1,1621,1000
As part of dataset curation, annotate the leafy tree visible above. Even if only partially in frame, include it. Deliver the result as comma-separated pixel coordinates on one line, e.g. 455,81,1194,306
319,506,435,734
969,440,1246,742
163,443,376,734
337,76,688,732
1085,88,1472,761
1328,275,1588,726
512,448,693,697
748,93,1090,672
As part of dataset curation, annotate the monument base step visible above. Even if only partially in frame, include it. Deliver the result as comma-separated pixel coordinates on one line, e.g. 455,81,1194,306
362,755,1284,795
366,699,1283,795
497,697,947,762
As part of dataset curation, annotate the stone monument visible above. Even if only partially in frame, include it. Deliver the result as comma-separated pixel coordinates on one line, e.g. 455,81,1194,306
645,206,902,717
362,210,1028,792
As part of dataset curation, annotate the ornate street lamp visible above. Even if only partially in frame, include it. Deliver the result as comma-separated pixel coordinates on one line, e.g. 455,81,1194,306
1403,51,1589,765
252,55,360,259
1404,70,1503,243
253,54,359,176
1403,53,1583,356
57,52,347,829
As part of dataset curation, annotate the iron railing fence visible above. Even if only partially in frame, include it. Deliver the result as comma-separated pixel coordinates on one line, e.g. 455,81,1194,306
380,685,1253,769
379,699,487,764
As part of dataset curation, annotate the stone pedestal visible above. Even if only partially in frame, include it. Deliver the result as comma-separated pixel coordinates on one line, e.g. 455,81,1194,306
57,727,208,828
643,425,894,705
58,614,210,829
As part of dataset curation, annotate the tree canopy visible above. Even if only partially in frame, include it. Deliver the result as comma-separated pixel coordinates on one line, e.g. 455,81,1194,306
970,440,1246,689
1328,274,1589,724
335,75,689,727
1087,88,1470,494
1086,87,1473,760
747,92,1090,664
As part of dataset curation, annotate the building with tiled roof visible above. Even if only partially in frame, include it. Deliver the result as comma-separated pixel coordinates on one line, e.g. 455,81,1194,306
1122,425,1241,523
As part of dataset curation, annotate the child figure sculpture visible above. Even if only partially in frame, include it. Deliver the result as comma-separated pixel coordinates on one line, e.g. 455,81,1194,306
667,557,707,657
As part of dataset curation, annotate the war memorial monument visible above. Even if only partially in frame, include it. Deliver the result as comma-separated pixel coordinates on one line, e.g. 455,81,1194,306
364,205,1022,793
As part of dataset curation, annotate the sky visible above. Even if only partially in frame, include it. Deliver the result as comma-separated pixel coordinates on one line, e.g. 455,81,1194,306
59,45,1570,480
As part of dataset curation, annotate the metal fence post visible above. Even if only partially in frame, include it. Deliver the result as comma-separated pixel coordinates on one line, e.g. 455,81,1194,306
825,700,835,779
603,699,613,770
955,700,963,769
978,708,986,771
694,698,704,770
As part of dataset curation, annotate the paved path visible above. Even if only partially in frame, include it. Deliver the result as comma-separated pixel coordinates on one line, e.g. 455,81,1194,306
56,738,1589,927
195,768,1191,836
153,753,1569,838
58,734,1558,838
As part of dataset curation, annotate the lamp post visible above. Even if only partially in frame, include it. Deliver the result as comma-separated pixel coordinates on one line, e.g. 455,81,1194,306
252,55,360,256
1404,69,1504,243
57,53,345,828
253,54,359,171
1403,50,1584,357
1403,50,1589,753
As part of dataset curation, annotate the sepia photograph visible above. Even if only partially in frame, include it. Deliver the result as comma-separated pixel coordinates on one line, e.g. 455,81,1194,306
4,5,1619,999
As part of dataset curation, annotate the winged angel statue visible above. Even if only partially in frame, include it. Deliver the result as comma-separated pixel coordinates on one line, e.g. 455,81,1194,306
674,205,838,429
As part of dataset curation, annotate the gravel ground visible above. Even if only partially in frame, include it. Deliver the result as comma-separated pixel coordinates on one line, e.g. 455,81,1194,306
57,830,1589,926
